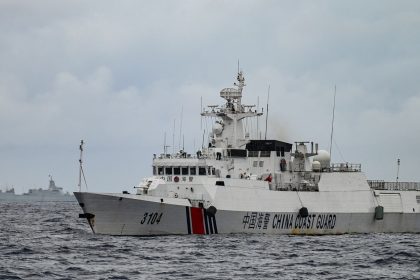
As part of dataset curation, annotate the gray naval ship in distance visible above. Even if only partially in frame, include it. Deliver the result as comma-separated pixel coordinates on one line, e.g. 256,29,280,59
0,187,17,200
76,71,420,235
0,175,75,202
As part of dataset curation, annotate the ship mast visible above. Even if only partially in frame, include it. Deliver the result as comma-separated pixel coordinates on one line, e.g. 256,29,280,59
78,140,88,191
201,71,262,149
78,140,83,192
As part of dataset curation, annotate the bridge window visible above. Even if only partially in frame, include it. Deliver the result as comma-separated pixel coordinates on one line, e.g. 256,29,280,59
182,167,189,175
253,161,258,167
276,147,285,157
174,167,180,175
158,167,164,175
190,167,196,175
248,151,259,157
199,167,207,175
260,151,270,157
153,166,156,175
259,161,264,167
228,149,247,157
165,167,172,175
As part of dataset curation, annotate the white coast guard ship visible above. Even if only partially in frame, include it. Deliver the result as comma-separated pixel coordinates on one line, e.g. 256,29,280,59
75,72,420,235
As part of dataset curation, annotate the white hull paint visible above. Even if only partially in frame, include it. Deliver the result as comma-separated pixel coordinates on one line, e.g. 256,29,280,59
75,188,420,235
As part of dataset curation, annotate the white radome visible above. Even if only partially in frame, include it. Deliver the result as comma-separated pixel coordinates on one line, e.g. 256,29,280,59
312,161,321,172
212,123,223,135
313,150,331,169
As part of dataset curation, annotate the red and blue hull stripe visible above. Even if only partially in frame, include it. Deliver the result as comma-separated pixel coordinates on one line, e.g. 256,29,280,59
185,206,218,234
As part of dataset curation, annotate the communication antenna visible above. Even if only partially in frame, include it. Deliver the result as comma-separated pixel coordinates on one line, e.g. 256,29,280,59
237,59,240,74
178,106,183,151
78,140,88,191
200,96,203,131
163,132,170,155
396,158,400,187
257,96,260,139
172,118,176,155
163,132,166,154
201,129,206,149
264,85,270,140
329,85,337,159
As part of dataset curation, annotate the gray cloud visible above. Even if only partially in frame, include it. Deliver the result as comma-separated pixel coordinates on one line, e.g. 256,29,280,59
1,1,419,192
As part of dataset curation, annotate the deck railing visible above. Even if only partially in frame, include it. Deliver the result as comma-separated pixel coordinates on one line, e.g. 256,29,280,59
328,163,362,172
368,180,420,191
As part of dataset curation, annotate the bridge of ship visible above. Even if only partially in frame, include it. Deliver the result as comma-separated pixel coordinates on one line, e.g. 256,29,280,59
151,142,366,192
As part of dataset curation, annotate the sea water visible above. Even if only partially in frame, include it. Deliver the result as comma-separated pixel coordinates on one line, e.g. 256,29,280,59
0,202,419,280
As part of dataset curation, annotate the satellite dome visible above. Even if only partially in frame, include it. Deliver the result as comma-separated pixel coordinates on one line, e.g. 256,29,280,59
313,150,331,169
213,123,223,135
312,161,321,172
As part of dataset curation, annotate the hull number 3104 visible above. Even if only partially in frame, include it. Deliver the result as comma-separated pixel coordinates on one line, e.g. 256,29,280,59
140,212,163,225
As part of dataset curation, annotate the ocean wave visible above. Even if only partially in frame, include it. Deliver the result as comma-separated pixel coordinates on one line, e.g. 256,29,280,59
0,202,419,280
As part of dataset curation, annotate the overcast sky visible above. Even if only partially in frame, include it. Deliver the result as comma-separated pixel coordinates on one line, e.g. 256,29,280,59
1,0,419,193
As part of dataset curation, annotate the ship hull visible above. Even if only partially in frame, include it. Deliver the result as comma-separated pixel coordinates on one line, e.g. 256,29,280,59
74,192,420,235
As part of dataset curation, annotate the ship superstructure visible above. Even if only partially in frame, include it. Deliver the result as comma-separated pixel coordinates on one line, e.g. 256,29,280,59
75,72,420,235
0,187,17,201
147,71,320,195
0,176,75,202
